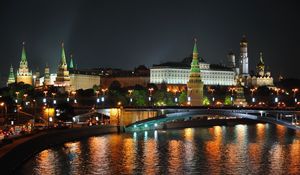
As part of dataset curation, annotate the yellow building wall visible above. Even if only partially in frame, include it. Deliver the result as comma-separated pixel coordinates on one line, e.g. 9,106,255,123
69,74,100,91
17,76,32,85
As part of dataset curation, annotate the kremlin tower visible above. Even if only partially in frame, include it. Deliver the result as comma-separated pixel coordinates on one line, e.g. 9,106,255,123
16,42,33,85
54,42,70,88
7,65,16,86
187,38,204,106
44,63,51,86
256,52,265,77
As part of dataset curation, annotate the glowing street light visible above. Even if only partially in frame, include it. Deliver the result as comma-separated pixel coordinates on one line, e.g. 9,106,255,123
228,87,236,95
292,88,298,103
209,87,215,101
101,88,108,95
15,91,19,103
128,89,133,105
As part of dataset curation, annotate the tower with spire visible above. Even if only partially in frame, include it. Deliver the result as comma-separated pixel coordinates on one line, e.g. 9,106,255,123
7,65,16,86
54,42,70,88
69,54,74,70
16,42,33,85
187,38,204,106
256,52,265,77
239,35,249,77
34,67,40,87
44,63,51,86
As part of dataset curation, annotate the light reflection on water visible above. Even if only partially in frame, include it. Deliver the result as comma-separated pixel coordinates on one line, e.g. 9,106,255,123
17,124,300,175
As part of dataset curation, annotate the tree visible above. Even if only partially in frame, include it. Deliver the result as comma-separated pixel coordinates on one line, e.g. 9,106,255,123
179,91,187,105
153,89,175,106
202,96,210,106
224,96,232,105
92,84,100,93
131,90,147,106
109,80,122,91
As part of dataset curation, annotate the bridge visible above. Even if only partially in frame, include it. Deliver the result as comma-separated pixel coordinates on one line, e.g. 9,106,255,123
94,107,300,132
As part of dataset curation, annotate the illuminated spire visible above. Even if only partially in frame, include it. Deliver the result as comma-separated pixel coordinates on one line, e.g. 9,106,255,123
21,41,27,62
193,38,198,54
259,52,264,64
61,42,67,65
69,54,74,69
191,38,200,73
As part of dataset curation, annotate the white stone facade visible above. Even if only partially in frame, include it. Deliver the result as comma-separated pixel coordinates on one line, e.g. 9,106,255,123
150,63,235,86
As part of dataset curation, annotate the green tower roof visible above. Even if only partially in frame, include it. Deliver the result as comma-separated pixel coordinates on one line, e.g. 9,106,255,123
69,54,74,69
191,38,200,73
61,42,67,65
21,42,27,62
257,52,264,66
193,38,198,54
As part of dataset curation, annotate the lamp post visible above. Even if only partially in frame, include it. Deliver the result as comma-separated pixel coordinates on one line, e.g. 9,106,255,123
71,91,77,104
117,101,122,132
95,90,100,107
101,88,108,107
0,102,7,120
172,89,178,105
128,89,133,106
229,87,236,103
148,87,154,106
52,92,56,106
43,90,48,104
292,88,298,103
250,88,257,104
274,88,280,104
33,99,36,129
209,88,215,102
15,91,19,104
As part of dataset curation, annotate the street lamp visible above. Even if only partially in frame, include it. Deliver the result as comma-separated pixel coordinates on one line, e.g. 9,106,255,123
172,89,178,105
117,101,122,127
51,92,56,105
148,88,154,106
71,91,77,104
43,90,48,104
15,91,20,104
229,87,236,95
101,88,108,107
209,88,215,102
128,89,133,105
250,88,257,104
292,88,298,103
0,102,7,119
95,90,100,106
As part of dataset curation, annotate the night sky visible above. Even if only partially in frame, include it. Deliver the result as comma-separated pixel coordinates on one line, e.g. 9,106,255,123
0,0,299,86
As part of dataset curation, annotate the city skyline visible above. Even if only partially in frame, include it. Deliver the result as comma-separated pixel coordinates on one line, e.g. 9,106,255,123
1,0,299,83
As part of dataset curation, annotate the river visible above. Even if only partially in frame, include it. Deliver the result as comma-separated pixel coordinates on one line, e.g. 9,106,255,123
16,123,300,174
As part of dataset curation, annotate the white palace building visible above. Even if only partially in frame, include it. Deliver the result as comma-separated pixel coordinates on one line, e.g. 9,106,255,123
150,57,236,86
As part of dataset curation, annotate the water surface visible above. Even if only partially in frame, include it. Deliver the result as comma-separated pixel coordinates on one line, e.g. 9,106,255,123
17,124,300,174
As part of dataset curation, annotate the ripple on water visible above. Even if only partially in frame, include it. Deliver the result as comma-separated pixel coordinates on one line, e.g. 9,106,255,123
16,124,300,175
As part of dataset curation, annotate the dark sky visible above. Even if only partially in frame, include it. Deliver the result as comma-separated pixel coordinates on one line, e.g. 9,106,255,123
0,0,299,86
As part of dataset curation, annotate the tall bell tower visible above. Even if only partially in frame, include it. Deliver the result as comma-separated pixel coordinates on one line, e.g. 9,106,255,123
239,35,249,77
